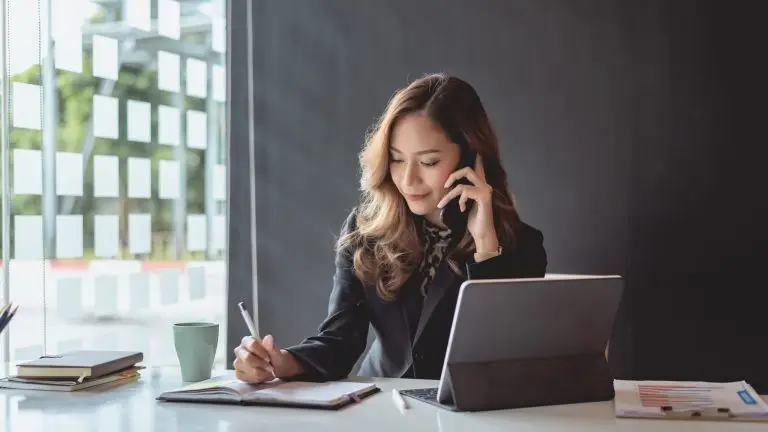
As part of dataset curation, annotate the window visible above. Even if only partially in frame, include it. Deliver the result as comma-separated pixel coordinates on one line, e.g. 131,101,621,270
1,0,228,368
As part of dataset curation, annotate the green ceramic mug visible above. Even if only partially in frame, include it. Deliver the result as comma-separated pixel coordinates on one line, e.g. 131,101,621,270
173,322,219,382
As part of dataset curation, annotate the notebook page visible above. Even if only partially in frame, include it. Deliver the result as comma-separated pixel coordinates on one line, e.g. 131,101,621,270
161,375,251,399
244,381,375,405
172,375,239,393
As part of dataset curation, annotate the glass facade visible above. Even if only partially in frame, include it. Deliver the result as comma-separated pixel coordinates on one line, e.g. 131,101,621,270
0,0,228,367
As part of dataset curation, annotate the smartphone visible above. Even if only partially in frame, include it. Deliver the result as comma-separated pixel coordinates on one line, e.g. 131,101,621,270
440,147,477,237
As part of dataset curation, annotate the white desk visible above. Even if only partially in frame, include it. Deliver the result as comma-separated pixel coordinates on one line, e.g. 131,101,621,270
0,367,765,432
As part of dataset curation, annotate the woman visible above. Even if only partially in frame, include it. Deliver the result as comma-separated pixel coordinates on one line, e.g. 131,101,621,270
233,73,547,383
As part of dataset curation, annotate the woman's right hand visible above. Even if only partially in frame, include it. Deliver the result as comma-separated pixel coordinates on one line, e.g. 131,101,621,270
233,335,303,383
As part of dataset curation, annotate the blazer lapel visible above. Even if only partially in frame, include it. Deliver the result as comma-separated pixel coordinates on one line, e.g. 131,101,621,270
412,262,457,346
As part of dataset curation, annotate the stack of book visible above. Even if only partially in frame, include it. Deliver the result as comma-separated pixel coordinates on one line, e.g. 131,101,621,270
0,350,144,392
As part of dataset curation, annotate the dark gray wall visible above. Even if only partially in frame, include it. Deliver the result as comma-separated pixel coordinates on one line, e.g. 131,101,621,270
623,1,768,388
228,0,768,390
241,0,634,367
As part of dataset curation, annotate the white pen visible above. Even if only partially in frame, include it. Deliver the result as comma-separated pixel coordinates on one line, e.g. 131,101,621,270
392,389,408,414
238,301,275,377
237,301,260,339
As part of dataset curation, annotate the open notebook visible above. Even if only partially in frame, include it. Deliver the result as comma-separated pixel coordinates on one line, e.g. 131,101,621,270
157,375,380,409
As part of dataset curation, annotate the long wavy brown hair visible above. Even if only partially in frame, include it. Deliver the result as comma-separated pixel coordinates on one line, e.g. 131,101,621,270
338,73,521,301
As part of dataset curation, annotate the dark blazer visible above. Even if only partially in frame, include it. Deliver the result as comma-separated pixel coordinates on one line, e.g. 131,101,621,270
284,208,547,381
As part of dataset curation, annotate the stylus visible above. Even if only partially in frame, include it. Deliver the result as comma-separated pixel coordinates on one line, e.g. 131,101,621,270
392,389,409,413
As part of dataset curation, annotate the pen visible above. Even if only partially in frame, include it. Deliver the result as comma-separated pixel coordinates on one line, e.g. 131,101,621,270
237,301,275,377
0,303,18,333
237,301,260,339
392,389,408,414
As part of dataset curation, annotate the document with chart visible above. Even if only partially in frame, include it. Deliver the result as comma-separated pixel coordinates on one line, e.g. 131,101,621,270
614,379,768,421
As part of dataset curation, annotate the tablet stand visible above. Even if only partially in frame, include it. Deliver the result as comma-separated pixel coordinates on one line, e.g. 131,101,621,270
446,352,614,411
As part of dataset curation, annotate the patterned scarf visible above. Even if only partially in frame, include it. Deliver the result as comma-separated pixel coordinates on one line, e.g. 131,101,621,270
417,217,453,297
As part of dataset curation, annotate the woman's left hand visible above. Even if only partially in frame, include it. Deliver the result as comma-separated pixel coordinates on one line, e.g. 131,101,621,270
437,154,500,253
